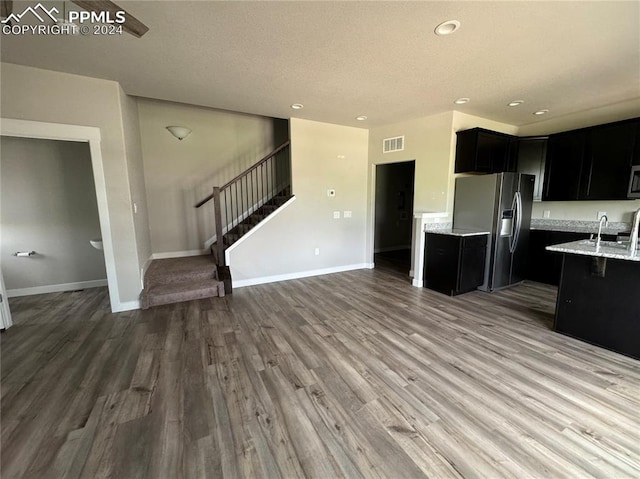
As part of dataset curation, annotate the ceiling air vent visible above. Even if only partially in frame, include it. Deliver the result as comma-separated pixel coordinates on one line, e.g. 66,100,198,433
383,136,404,153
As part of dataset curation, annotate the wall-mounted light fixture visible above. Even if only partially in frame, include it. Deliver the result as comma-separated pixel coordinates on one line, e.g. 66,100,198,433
166,126,192,140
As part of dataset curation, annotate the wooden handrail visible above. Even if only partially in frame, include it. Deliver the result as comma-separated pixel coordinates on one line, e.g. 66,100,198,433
195,140,291,208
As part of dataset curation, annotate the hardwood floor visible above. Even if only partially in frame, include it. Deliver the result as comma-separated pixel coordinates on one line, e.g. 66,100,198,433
2,266,640,478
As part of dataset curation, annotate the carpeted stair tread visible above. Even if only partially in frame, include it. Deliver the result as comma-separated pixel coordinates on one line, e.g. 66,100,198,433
143,279,224,308
145,255,217,285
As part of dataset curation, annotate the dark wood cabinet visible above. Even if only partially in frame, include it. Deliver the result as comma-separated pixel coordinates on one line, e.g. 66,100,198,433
456,118,639,200
579,121,638,200
516,137,547,201
554,253,640,359
455,128,515,174
528,230,617,285
542,130,586,201
543,118,639,201
424,233,488,295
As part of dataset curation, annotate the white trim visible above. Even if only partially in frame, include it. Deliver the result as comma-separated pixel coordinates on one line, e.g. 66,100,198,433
0,268,13,329
140,256,153,289
364,263,375,269
0,118,124,312
7,279,108,298
224,196,297,264
151,250,207,260
112,300,141,312
232,262,370,288
412,278,424,287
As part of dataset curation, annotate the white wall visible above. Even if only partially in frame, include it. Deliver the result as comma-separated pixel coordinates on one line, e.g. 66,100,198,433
368,112,455,215
1,137,107,292
1,63,145,307
227,118,369,285
136,98,283,255
119,89,152,281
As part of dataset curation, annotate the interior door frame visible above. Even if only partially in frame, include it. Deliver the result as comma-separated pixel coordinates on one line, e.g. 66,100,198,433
0,118,122,312
368,159,417,271
0,267,12,329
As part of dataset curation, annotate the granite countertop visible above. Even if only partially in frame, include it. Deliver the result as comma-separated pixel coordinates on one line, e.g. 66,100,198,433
426,228,490,237
546,240,640,262
531,219,631,235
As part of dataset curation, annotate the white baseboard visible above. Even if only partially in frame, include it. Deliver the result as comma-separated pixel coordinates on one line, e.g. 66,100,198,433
232,262,371,288
112,300,141,312
7,279,108,298
151,250,207,260
412,278,424,287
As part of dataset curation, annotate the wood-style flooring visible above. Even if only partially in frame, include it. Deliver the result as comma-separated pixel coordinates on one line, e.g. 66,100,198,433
2,265,640,478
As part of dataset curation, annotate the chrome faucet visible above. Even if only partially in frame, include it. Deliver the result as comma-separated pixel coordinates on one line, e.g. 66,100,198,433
630,208,640,256
596,214,608,249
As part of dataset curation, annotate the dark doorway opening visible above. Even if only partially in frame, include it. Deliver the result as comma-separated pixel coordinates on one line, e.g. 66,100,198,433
374,161,415,276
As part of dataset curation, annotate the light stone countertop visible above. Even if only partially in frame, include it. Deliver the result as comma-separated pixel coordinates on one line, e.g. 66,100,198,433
531,219,631,235
546,240,640,262
425,228,490,237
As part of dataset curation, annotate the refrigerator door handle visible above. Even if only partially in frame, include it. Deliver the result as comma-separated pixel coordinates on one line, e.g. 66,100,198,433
510,191,523,253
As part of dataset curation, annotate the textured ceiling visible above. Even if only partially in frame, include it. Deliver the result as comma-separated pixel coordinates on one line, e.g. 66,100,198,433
1,1,639,128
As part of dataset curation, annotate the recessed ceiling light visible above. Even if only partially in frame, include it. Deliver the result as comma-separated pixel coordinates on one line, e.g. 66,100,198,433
291,103,304,110
508,100,524,107
454,98,470,105
533,109,549,115
355,115,368,121
434,20,461,36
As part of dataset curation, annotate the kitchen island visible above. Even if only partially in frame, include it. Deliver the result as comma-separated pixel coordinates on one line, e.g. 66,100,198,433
547,240,640,359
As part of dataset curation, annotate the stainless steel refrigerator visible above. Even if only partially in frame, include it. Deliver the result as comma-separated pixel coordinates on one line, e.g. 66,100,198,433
453,173,535,292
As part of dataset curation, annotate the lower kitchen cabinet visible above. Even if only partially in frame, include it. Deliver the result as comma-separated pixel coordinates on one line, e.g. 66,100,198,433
424,233,488,296
528,230,618,285
554,253,640,359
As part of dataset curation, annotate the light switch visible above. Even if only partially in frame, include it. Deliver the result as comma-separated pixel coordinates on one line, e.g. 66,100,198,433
333,211,341,219
344,211,352,218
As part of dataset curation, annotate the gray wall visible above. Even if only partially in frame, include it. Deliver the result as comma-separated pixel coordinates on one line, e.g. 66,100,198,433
227,118,369,285
1,137,106,291
137,98,284,255
1,63,147,309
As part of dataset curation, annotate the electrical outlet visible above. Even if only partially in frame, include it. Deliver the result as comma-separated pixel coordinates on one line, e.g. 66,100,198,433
314,248,320,256
344,211,352,218
597,211,607,219
543,210,551,218
327,189,336,197
333,211,341,219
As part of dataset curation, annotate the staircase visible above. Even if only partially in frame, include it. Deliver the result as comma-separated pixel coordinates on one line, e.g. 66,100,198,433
140,255,224,309
140,140,292,309
221,185,292,248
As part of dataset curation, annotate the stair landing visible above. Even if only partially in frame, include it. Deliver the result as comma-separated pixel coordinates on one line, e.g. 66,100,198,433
141,255,225,309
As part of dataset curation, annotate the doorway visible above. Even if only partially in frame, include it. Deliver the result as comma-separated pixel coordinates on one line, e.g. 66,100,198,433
374,161,415,275
1,137,107,307
0,118,122,318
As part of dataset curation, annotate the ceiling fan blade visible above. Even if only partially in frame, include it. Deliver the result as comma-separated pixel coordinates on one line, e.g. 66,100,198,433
70,0,149,38
1,0,14,23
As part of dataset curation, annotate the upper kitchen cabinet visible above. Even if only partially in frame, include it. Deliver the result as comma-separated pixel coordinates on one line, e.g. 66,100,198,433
542,130,586,201
516,137,547,201
579,120,639,200
455,128,516,174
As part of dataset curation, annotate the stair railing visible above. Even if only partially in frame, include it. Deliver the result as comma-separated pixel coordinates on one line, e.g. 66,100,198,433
195,140,292,266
